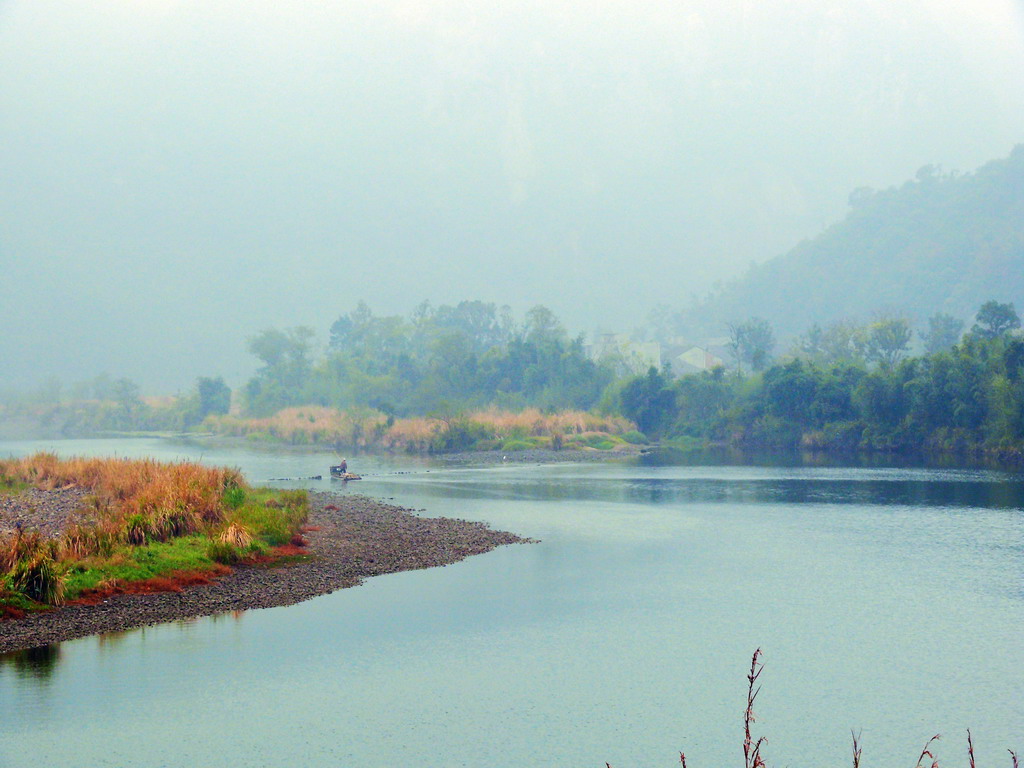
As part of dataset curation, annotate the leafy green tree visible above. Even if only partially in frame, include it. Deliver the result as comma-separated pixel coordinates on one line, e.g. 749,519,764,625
1002,339,1024,381
618,367,677,437
971,300,1020,339
245,327,316,415
763,360,818,424
740,318,775,372
636,313,1024,454
986,373,1024,443
245,303,613,417
111,378,142,428
197,377,231,417
728,318,775,373
920,313,964,354
75,372,115,401
793,321,865,365
431,300,512,352
524,305,566,345
862,317,911,369
673,367,732,435
807,364,863,424
853,369,908,428
249,327,315,375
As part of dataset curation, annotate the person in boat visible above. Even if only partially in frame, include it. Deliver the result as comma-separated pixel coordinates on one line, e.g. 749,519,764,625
340,458,347,474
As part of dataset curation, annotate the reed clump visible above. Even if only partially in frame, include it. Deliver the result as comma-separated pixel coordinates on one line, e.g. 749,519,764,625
2,530,64,605
219,523,253,549
0,454,308,611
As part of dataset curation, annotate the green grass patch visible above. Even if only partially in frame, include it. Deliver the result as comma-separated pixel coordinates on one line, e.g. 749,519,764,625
500,438,535,451
62,536,219,598
0,582,50,615
2,483,310,610
222,485,247,510
227,488,308,546
0,476,29,496
571,433,626,450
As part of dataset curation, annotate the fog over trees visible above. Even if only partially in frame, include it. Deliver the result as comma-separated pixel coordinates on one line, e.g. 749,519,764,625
675,147,1024,341
1,0,1022,391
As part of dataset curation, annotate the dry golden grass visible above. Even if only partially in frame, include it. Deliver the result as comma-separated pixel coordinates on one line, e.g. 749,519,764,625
0,453,243,540
219,523,253,549
207,406,636,452
1,454,315,607
381,417,438,450
467,407,633,436
208,407,389,447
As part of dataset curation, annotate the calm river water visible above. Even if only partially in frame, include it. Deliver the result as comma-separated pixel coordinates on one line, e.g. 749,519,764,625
0,438,1021,768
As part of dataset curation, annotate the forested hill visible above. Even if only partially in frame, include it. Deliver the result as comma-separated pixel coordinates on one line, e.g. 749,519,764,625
682,145,1024,338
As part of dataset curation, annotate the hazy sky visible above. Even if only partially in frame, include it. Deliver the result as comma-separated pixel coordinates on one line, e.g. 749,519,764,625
1,0,1022,391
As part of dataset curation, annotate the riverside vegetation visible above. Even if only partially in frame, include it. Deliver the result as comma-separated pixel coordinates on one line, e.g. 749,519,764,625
0,303,642,453
0,454,309,618
616,301,1024,461
6,300,1024,463
208,407,643,454
4,148,1023,464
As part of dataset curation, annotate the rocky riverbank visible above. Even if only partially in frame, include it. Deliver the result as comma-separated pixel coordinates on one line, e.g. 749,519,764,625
0,486,92,539
0,491,529,653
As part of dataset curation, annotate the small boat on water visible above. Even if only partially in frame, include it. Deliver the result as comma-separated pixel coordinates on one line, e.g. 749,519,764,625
330,465,361,481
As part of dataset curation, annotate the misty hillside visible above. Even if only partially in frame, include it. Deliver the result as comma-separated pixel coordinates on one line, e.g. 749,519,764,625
684,145,1024,337
3,2,1023,390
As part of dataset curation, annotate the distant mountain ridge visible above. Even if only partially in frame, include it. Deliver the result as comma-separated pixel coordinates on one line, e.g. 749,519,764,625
681,145,1024,338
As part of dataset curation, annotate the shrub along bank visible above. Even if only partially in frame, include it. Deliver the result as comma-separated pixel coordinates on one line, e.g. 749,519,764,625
0,454,308,616
205,407,643,454
615,318,1024,461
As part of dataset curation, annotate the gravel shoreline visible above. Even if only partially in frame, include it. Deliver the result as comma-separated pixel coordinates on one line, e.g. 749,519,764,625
0,486,93,539
0,491,529,654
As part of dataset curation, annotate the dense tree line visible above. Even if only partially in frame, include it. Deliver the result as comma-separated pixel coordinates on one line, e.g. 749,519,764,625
9,298,1024,463
617,302,1024,456
242,301,615,417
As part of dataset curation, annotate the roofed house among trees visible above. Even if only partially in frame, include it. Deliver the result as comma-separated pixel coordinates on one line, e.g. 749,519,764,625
670,345,724,376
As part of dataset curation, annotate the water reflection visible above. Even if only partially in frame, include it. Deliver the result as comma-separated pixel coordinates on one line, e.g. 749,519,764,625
640,445,1024,472
10,610,252,677
402,473,1024,511
0,643,61,681
95,610,248,653
97,628,134,649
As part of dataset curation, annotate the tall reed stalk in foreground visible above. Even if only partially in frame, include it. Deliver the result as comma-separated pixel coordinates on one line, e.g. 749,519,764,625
744,647,766,768
604,650,1019,768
